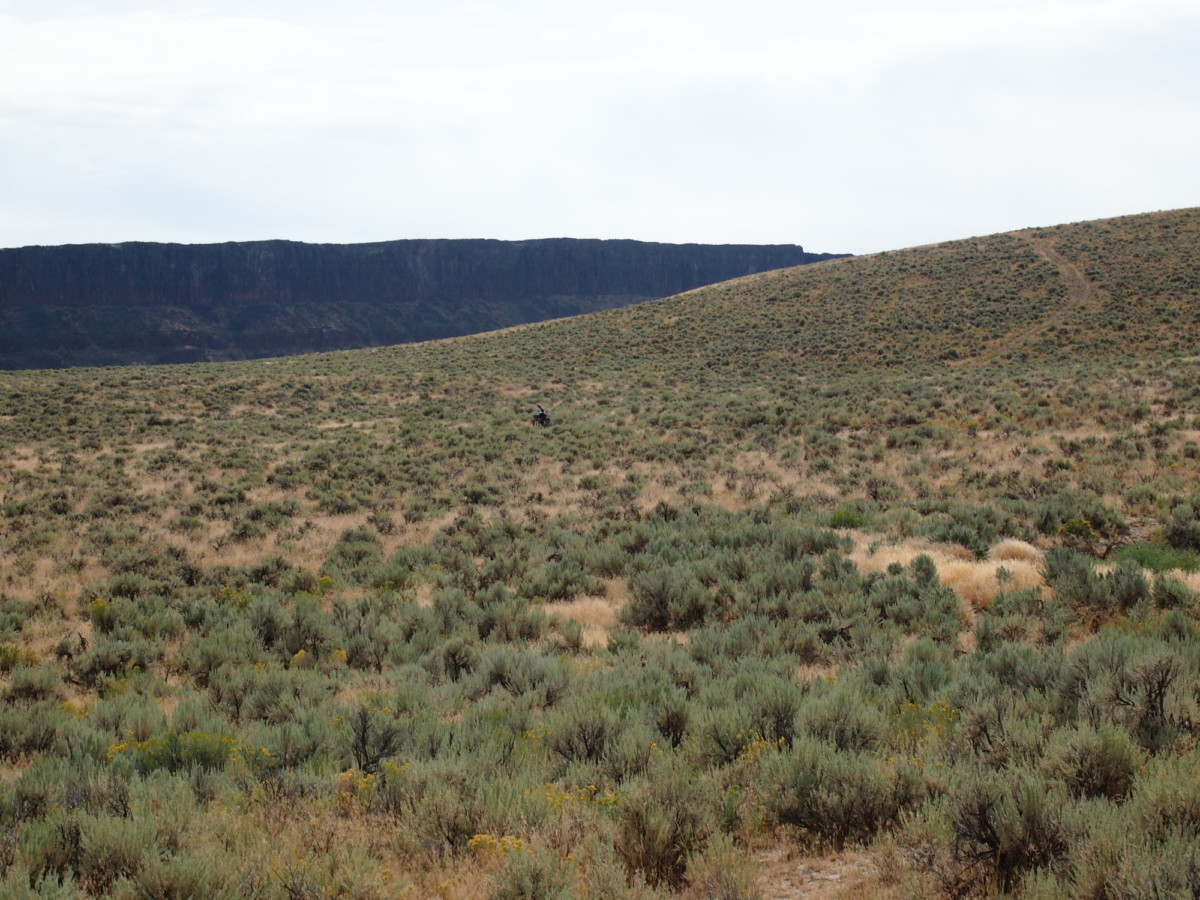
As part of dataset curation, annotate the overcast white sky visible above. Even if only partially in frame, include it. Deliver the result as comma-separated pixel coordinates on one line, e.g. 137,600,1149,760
1,1,1197,254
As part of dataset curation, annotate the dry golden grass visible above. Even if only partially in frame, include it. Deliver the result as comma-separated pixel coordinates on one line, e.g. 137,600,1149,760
850,537,970,573
795,663,841,683
942,559,1044,611
1167,570,1200,593
852,537,1046,611
544,591,622,648
989,539,1045,565
635,479,676,514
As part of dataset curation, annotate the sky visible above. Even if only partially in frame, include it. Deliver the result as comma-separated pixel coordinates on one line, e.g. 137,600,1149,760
1,1,1197,255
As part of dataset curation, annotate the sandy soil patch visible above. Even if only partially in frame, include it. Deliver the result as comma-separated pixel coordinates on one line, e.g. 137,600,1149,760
757,845,902,900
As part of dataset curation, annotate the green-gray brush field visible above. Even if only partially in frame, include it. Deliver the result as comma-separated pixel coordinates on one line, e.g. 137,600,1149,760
1,207,1199,899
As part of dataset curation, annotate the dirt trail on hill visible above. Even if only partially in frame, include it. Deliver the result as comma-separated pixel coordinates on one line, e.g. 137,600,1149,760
950,234,1099,366
1031,236,1098,308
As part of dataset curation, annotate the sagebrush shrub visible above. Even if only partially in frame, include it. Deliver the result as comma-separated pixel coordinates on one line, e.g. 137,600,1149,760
945,771,1069,894
547,699,624,767
615,759,716,890
796,683,881,753
759,735,906,849
1163,498,1200,551
490,845,575,900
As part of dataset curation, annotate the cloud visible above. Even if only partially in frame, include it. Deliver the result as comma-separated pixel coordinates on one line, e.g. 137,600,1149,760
0,1,1197,250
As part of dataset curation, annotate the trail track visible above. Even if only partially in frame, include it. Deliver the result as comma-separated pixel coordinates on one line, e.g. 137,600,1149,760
950,234,1100,366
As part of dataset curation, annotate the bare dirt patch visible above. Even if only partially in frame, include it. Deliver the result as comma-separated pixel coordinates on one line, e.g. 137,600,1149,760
757,845,901,900
7,449,42,472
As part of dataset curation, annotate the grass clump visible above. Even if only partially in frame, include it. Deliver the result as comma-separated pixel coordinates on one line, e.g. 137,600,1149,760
1113,542,1200,573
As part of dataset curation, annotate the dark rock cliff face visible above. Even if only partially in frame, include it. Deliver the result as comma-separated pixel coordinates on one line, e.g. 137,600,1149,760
0,238,844,369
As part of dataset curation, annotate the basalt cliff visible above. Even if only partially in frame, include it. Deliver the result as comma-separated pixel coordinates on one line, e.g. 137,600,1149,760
0,238,843,369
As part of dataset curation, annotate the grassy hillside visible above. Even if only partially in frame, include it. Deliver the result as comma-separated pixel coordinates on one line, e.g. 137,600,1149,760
0,208,1199,899
503,206,1200,372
